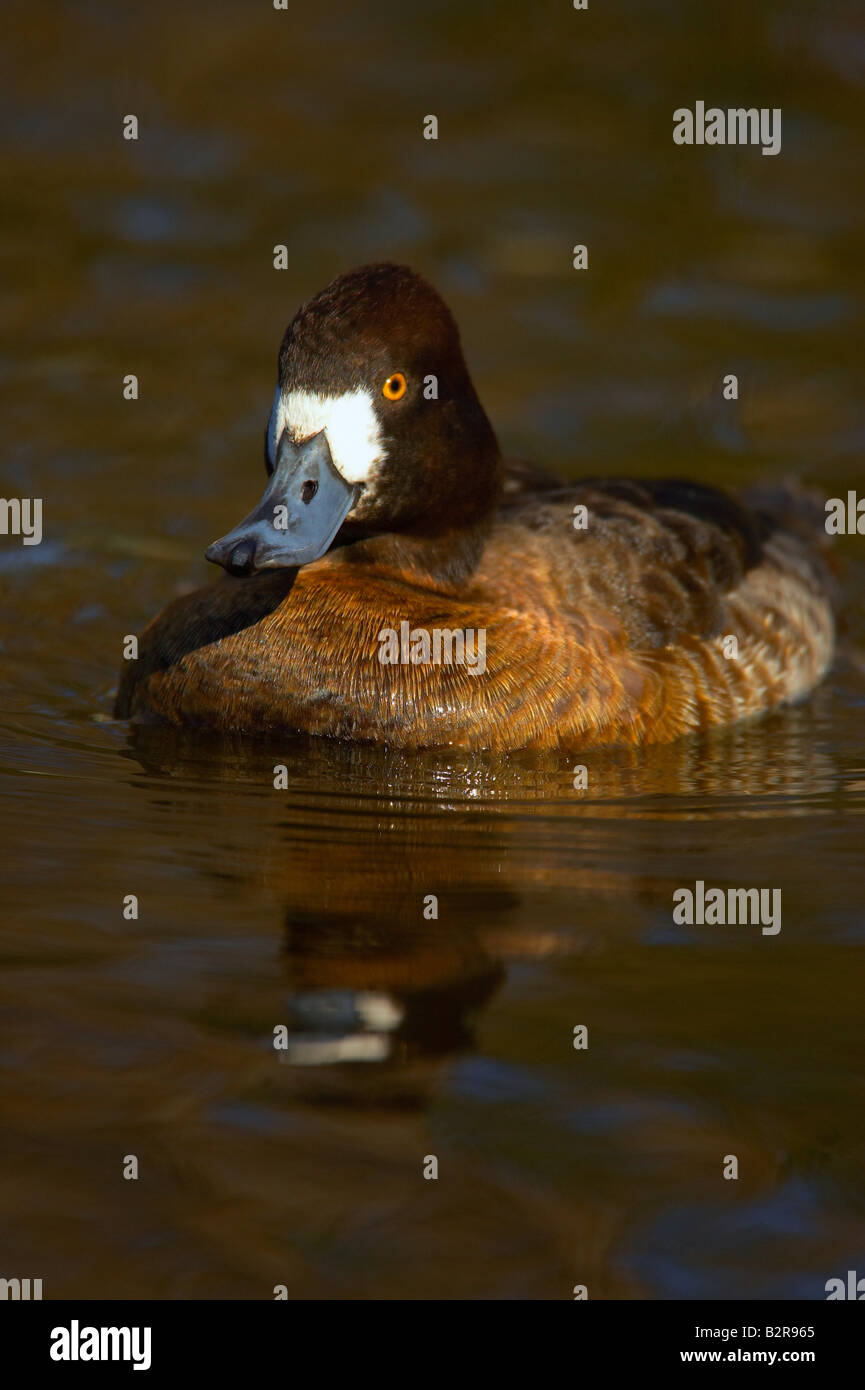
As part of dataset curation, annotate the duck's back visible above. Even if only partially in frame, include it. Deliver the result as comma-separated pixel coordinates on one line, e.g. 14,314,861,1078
468,475,833,746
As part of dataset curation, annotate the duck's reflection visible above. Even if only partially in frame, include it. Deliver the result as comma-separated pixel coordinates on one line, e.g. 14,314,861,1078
280,988,405,1067
120,700,840,1102
278,889,506,1095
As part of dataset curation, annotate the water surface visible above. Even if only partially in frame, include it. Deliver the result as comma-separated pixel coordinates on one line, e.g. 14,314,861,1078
1,0,864,1299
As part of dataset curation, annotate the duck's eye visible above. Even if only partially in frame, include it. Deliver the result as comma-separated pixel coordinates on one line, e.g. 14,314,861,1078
382,372,407,401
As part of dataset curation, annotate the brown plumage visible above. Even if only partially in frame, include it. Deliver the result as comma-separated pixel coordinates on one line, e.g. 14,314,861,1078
114,265,834,749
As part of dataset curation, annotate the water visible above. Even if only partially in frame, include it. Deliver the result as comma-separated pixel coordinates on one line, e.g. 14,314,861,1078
1,0,864,1299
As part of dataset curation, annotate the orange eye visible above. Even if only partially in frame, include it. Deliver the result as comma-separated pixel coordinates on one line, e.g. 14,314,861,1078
382,372,407,401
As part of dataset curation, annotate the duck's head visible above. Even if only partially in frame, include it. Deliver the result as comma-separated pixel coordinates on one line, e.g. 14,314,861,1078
205,263,501,578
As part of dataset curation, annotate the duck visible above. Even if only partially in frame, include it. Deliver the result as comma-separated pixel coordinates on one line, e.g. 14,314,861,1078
114,262,834,750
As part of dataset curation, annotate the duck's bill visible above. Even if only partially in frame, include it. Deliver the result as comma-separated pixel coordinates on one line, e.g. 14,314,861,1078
205,430,358,576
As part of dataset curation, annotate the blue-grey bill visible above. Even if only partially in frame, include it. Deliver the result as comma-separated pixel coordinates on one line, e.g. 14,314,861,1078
205,430,358,576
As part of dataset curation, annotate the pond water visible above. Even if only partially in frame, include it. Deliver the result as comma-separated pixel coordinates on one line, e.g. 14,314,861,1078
1,0,864,1298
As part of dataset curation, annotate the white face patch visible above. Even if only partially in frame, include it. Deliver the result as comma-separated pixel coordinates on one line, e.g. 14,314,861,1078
266,385,386,486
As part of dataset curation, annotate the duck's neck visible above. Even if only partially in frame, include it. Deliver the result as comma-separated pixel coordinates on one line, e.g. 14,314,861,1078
336,514,495,593
335,427,503,591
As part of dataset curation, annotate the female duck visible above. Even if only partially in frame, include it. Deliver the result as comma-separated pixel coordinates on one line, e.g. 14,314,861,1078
115,263,833,749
